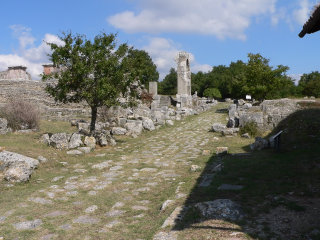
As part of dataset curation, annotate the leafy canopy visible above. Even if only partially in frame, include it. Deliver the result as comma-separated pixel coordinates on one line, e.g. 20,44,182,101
42,32,147,132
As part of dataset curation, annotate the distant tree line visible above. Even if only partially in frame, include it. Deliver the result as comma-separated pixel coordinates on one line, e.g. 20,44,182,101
159,53,320,100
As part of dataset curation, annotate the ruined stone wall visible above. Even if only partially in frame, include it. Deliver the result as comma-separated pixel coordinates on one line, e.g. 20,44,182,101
0,80,90,120
0,67,31,81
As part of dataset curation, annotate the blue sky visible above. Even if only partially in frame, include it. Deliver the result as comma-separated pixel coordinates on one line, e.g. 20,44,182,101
0,0,319,82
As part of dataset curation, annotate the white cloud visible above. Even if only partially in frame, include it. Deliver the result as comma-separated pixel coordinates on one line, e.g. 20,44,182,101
293,0,311,25
0,26,63,80
142,37,211,80
108,0,277,40
288,73,302,85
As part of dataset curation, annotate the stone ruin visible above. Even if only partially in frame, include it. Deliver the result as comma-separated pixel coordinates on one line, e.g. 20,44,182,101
0,66,31,81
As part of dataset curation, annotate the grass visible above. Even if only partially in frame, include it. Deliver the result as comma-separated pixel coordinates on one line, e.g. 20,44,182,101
0,102,319,240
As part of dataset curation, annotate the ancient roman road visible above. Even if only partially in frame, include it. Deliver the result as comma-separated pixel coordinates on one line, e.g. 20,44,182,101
0,103,248,240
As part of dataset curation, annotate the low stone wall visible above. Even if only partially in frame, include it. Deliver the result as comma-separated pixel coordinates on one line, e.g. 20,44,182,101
0,80,90,120
228,98,316,131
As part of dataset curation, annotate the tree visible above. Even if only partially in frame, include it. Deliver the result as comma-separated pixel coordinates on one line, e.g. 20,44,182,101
43,32,138,133
158,68,177,95
298,71,320,97
244,53,291,100
203,88,222,99
125,49,159,86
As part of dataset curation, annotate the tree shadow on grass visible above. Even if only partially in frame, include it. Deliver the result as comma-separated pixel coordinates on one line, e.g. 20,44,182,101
169,109,320,239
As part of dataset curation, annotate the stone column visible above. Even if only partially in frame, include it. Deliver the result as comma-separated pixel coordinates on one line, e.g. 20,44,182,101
149,81,158,96
176,52,191,96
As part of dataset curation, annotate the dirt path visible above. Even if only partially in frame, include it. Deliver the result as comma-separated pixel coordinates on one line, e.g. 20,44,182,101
0,103,250,240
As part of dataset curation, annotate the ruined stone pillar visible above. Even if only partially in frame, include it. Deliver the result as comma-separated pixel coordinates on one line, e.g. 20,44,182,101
149,81,158,96
176,52,191,96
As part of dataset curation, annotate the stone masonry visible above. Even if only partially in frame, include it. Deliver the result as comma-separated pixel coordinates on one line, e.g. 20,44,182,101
0,66,31,81
176,52,191,96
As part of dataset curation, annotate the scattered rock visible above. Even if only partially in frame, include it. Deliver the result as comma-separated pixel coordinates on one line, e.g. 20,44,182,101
0,151,39,182
166,120,174,126
67,150,83,155
194,199,243,221
78,147,91,154
84,136,96,149
211,123,226,133
68,133,83,149
216,147,228,155
250,137,269,151
85,205,98,213
142,117,155,131
190,165,201,172
37,155,47,163
241,133,250,138
50,133,69,149
153,231,178,240
111,127,127,135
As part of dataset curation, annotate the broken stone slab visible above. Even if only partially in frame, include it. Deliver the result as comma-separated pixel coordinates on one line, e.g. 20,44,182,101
39,133,50,145
194,199,243,221
78,147,91,154
166,120,174,126
0,151,39,182
218,184,244,191
125,121,143,135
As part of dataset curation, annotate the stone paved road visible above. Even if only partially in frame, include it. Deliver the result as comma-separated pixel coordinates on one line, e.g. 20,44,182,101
0,104,237,240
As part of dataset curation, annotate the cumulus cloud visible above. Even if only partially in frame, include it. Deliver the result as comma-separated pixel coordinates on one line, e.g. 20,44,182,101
142,37,211,80
0,26,63,80
293,0,312,25
108,0,277,40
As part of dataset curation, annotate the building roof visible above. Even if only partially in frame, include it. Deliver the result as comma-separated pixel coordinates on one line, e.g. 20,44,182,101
299,3,320,38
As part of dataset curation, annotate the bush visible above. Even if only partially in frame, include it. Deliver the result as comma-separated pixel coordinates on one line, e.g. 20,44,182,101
203,88,222,99
140,91,154,106
0,99,40,130
239,121,260,137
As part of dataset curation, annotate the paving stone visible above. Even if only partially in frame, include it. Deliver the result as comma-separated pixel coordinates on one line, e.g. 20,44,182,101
28,197,52,205
218,184,244,191
153,231,178,240
73,215,100,224
85,205,98,213
132,206,149,211
199,174,215,187
105,210,126,217
45,211,68,218
160,200,174,211
13,219,43,230
59,224,72,230
41,234,57,240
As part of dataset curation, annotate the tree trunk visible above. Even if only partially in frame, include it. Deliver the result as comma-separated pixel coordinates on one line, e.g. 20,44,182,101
90,105,97,134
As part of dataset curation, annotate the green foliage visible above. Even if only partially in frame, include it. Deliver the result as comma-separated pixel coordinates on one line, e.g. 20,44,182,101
239,121,260,137
158,68,177,95
298,71,320,97
125,49,159,86
42,32,143,133
203,88,222,99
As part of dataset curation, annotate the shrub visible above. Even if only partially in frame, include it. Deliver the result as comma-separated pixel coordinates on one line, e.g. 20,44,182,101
239,121,260,137
140,91,154,106
203,88,222,99
0,99,40,130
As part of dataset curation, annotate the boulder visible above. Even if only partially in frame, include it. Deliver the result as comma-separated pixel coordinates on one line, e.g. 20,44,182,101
77,122,90,135
211,123,226,133
68,133,83,149
78,147,91,154
250,137,269,151
142,118,155,131
84,136,96,149
125,121,143,135
222,129,235,136
194,199,243,221
40,134,50,145
50,133,69,149
0,151,39,182
111,127,127,135
238,99,246,106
